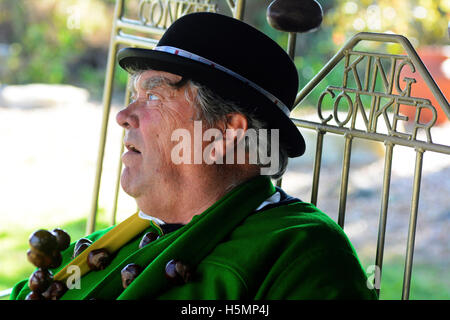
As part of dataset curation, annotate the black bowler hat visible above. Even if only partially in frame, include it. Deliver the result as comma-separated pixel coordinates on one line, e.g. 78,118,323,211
117,12,305,157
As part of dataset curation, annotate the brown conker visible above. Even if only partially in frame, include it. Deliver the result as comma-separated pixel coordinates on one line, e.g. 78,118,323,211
72,238,92,258
42,280,67,300
138,232,160,249
28,268,53,293
51,228,71,251
121,263,143,289
28,229,58,255
164,259,192,285
27,248,53,269
25,291,43,300
48,251,63,269
87,248,111,271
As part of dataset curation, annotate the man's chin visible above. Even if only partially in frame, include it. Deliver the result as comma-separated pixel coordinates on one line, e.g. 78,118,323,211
120,172,140,198
121,185,138,198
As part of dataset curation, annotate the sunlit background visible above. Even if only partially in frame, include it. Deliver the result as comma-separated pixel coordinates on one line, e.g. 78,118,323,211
0,0,449,299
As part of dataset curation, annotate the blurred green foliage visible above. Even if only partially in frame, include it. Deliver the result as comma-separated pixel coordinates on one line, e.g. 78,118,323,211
0,0,122,99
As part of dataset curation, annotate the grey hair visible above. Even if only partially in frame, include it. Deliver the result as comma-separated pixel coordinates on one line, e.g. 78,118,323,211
187,80,289,180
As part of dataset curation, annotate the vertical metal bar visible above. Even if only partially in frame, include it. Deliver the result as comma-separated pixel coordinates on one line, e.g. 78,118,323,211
310,130,325,206
402,148,424,300
110,130,125,226
363,55,372,91
86,45,118,234
110,77,132,226
276,33,297,189
287,32,297,60
275,178,282,188
374,141,394,297
86,0,124,235
117,0,125,18
233,0,246,19
338,134,353,228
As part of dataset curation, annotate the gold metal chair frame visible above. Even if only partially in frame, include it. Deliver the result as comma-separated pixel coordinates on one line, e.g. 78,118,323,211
293,32,449,300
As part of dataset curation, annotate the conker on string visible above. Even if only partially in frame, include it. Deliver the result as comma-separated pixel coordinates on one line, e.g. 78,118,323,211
28,268,53,293
27,248,53,269
24,227,73,301
42,280,67,300
138,232,160,249
74,238,92,251
25,291,43,300
28,229,58,254
87,248,111,271
73,238,92,258
49,251,63,269
165,259,192,285
51,228,71,251
121,263,143,289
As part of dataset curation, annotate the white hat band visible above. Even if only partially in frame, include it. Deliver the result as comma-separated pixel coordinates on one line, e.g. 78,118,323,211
154,45,291,117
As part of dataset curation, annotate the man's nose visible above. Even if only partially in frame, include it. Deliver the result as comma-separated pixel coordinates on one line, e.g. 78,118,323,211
116,104,139,129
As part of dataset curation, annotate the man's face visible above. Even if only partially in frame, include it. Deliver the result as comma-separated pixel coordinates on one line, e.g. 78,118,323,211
116,70,196,205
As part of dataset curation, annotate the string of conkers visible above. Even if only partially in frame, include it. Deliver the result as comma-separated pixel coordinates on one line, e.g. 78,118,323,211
25,227,192,299
25,228,70,300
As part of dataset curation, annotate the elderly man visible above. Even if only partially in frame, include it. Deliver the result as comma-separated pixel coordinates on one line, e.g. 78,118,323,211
11,12,377,300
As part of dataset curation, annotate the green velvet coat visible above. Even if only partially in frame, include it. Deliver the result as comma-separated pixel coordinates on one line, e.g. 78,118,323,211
11,176,377,300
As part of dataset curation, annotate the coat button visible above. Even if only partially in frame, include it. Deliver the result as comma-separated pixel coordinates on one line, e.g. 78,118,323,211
165,259,192,285
138,232,160,249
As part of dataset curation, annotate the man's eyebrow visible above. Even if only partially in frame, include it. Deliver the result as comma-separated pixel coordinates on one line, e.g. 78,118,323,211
128,73,188,98
140,76,174,91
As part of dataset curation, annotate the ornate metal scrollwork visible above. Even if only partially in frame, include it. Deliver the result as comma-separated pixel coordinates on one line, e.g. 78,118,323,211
317,50,438,143
138,0,217,28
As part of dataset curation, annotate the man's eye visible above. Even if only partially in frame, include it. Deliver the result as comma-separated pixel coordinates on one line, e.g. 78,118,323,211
147,93,159,101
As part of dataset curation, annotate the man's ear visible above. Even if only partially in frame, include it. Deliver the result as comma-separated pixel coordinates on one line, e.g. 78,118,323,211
226,113,248,131
224,112,248,151
222,113,248,164
204,113,248,164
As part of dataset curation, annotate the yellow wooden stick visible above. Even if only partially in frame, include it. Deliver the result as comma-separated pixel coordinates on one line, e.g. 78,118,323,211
54,212,150,282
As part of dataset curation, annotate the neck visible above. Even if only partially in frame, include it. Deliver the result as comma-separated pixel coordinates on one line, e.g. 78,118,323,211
137,165,259,224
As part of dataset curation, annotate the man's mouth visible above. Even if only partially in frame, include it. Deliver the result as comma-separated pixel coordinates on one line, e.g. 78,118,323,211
125,143,141,154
